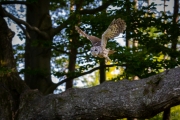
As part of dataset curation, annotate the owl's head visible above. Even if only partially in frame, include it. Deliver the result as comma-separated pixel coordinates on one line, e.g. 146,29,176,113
90,46,101,57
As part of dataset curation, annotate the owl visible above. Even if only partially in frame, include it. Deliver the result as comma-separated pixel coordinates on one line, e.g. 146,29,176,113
75,18,126,62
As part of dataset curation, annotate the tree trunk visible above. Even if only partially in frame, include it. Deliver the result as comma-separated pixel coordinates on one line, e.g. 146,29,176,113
25,0,54,94
171,0,179,51
99,59,106,84
163,108,170,120
125,0,131,80
65,0,78,90
0,11,29,120
2,15,180,119
164,0,166,13
125,0,131,48
16,67,180,119
66,38,77,89
162,0,179,119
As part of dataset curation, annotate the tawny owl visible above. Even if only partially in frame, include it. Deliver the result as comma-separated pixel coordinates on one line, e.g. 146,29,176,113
75,18,126,62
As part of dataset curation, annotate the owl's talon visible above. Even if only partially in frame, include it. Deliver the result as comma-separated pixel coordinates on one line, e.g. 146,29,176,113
105,56,111,62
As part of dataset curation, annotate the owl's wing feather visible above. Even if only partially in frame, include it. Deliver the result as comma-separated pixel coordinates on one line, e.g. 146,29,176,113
101,18,126,48
75,26,89,38
75,26,101,46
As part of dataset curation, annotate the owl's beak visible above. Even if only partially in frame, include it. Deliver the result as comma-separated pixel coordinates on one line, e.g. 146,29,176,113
90,49,99,57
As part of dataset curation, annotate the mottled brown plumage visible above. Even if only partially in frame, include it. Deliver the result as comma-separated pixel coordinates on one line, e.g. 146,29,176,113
75,26,101,46
75,18,126,62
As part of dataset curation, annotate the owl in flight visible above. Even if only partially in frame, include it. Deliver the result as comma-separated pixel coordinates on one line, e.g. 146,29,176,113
75,18,126,62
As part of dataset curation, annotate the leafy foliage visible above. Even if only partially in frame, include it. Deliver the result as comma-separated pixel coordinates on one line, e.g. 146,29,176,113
4,0,180,118
7,0,179,90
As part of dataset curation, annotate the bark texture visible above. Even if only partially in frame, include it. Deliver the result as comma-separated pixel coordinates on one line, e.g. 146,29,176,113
1,16,180,119
25,0,54,94
1,2,180,120
0,13,29,120
0,0,118,95
17,67,180,119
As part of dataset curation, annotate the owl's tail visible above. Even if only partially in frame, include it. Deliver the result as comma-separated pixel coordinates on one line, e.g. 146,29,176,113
75,26,89,38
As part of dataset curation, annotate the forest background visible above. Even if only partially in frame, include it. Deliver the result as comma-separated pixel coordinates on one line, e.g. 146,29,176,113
0,0,180,119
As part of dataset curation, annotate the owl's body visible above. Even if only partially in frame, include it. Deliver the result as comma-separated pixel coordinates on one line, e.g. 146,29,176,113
90,46,116,61
75,18,126,62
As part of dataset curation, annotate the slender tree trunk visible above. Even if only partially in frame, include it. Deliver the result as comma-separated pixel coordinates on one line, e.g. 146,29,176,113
25,0,54,94
66,0,78,89
162,0,178,119
163,108,170,120
164,0,166,13
99,59,106,84
133,0,138,51
66,38,77,89
125,0,131,48
127,118,133,120
99,0,107,85
171,0,179,51
147,0,150,11
125,0,131,80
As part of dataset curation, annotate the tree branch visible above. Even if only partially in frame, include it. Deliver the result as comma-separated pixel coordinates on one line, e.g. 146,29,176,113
79,1,112,14
45,63,124,93
0,1,27,5
50,0,114,36
1,6,49,39
50,14,75,37
16,23,31,39
18,67,180,119
52,46,70,54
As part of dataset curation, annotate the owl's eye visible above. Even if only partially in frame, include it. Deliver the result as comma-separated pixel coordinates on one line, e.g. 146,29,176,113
94,49,98,51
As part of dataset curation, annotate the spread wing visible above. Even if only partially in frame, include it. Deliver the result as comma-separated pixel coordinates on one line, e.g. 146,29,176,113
75,26,101,46
101,18,126,48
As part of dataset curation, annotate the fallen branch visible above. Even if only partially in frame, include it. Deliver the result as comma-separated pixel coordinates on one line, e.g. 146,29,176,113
17,67,180,119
